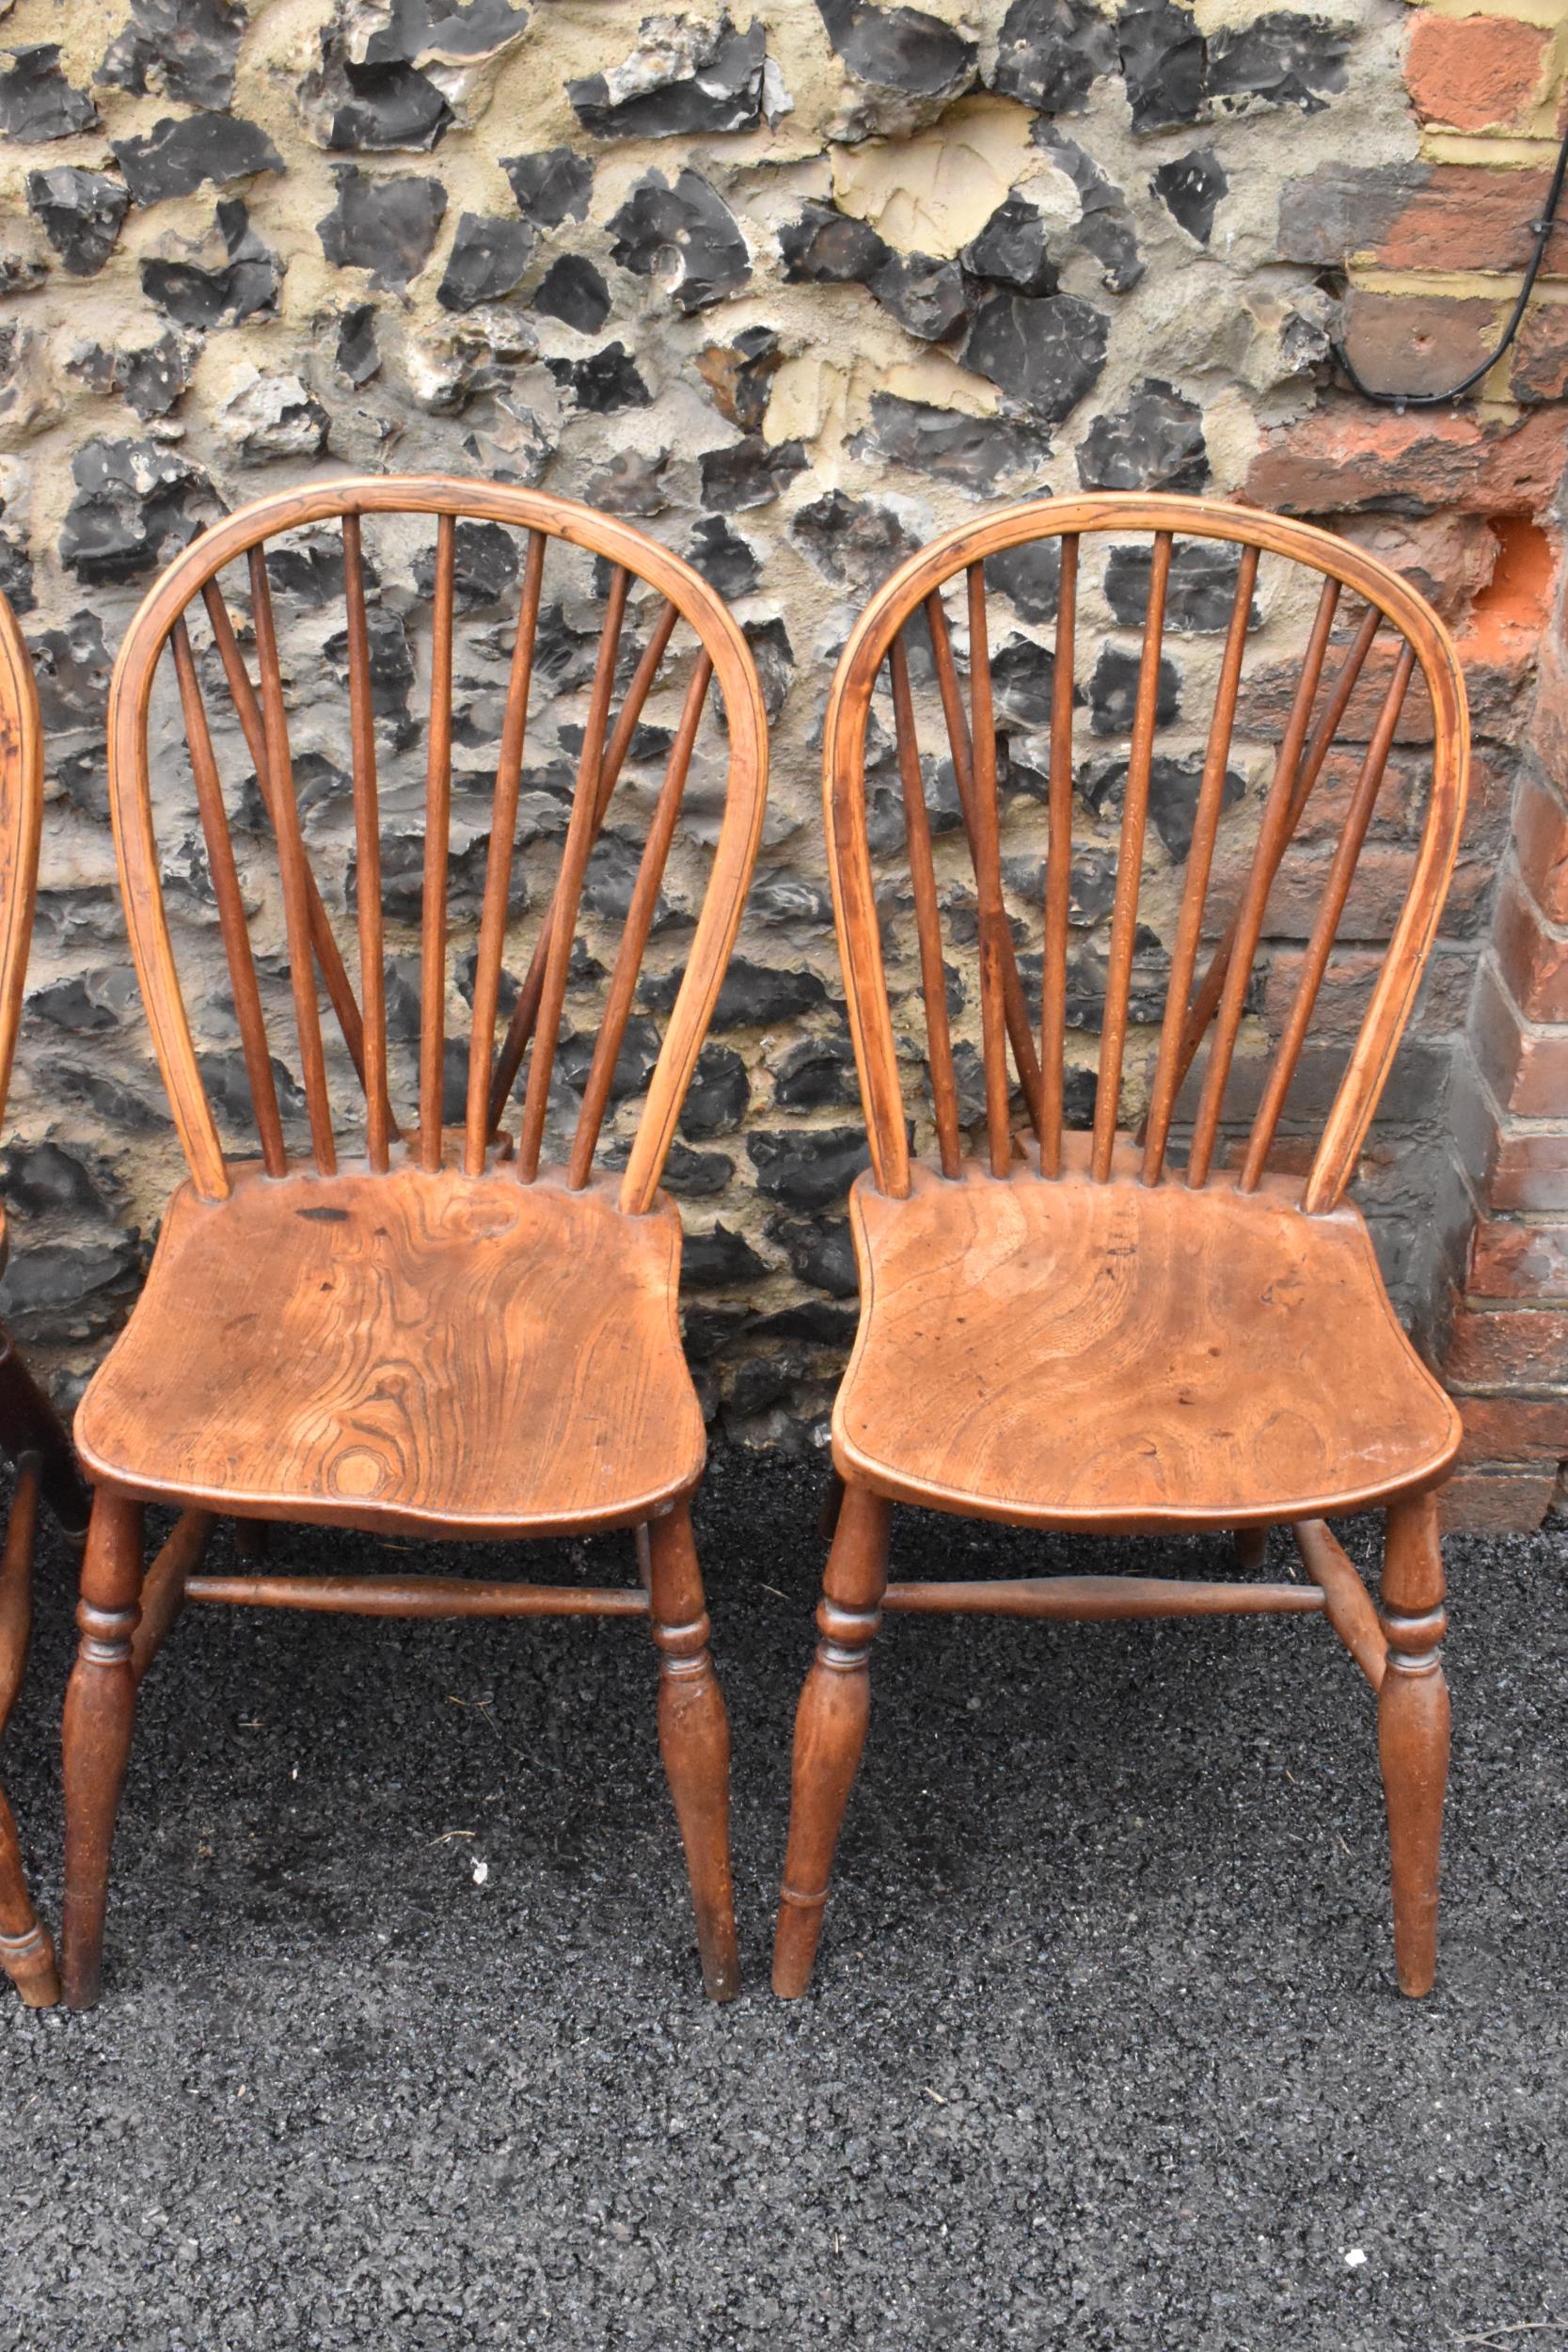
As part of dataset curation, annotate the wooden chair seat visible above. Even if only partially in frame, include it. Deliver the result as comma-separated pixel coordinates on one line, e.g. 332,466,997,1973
74,1163,704,1538
836,1138,1460,1529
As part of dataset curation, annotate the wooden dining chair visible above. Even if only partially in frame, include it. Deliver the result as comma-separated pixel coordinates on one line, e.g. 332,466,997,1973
773,492,1469,2001
0,595,93,2007
61,478,767,2009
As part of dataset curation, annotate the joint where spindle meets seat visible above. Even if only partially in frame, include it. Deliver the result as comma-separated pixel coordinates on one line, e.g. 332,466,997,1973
62,476,768,2010
776,491,1468,2006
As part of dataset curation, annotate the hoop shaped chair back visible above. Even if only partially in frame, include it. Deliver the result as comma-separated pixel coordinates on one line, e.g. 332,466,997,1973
107,478,769,1211
823,494,1468,1214
0,596,42,1139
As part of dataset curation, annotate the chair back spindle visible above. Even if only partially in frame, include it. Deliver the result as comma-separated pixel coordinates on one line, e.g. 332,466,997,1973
821,494,1468,1213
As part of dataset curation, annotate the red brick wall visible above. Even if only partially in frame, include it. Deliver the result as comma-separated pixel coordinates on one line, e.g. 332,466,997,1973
1258,1,1568,1529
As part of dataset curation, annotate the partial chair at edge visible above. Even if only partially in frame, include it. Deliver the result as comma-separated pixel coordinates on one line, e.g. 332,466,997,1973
0,595,92,2008
773,493,1468,2002
59,479,768,2009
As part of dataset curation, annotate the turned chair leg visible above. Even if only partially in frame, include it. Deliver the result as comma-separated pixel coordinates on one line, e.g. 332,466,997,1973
1378,1488,1449,1997
61,1488,146,2010
1233,1525,1268,1572
0,1459,57,2007
0,1784,57,2007
772,1481,892,1999
645,1503,740,2001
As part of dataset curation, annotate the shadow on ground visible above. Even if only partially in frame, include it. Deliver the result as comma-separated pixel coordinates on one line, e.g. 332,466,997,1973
1,1449,1565,2349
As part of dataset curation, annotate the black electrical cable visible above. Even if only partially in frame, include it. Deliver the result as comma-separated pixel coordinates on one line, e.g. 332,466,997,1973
1331,118,1568,407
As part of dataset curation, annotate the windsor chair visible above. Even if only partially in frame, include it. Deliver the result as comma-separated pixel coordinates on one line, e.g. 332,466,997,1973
773,493,1468,2001
61,478,767,2009
0,594,92,2007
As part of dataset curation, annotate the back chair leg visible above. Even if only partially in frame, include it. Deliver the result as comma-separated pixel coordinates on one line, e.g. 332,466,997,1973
646,1502,740,2001
61,1487,146,2010
773,1482,892,1999
1233,1526,1268,1572
1378,1488,1449,1997
0,1459,57,2006
0,1785,57,2006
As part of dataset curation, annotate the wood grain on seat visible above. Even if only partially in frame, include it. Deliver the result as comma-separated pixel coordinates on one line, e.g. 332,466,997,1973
75,1164,703,1537
834,1137,1460,1529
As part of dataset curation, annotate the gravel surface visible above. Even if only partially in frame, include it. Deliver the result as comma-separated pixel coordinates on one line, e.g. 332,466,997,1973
1,1449,1565,2350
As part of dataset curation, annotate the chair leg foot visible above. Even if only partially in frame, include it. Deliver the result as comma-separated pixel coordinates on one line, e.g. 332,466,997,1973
772,1484,891,1999
61,1489,146,2012
1379,1490,1449,1998
646,1505,739,2001
0,1788,59,2008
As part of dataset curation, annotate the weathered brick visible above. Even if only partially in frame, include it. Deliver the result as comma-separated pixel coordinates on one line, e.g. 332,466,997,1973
1339,290,1500,403
1529,626,1568,793
1492,863,1568,1022
1467,1214,1568,1298
1330,512,1500,627
1438,1466,1557,1531
1375,166,1560,276
1510,300,1568,404
1471,957,1568,1117
1246,407,1566,519
1280,161,1560,275
1446,1299,1568,1386
1453,1389,1568,1462
1513,767,1568,920
1405,12,1552,135
1488,1125,1568,1214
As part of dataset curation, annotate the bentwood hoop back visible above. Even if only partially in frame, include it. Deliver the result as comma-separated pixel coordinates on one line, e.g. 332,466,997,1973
774,493,1468,2001
0,596,91,2008
64,477,767,2009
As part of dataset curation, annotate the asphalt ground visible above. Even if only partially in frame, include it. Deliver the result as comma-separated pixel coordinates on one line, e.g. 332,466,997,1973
1,1449,1565,2351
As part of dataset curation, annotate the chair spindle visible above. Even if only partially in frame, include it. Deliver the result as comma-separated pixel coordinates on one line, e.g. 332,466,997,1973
1092,529,1172,1181
341,512,392,1170
922,589,1045,1132
1166,600,1385,1120
1141,541,1259,1186
199,580,372,1100
464,527,546,1177
1040,532,1079,1179
245,549,336,1174
169,617,286,1178
515,564,630,1182
418,513,456,1173
1239,642,1417,1190
1185,576,1341,1189
965,564,1014,1176
486,597,679,1132
567,653,713,1187
889,636,961,1178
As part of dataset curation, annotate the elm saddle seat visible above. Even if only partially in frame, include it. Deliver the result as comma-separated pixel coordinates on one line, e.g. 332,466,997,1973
835,1135,1461,1528
73,1160,705,1537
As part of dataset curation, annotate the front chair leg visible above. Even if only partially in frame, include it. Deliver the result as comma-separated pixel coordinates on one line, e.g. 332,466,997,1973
1378,1489,1449,1997
772,1482,892,1999
61,1488,146,2010
645,1503,740,2001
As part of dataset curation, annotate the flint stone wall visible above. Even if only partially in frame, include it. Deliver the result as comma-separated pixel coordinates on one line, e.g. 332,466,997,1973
0,0,1546,1472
